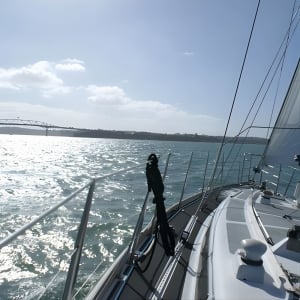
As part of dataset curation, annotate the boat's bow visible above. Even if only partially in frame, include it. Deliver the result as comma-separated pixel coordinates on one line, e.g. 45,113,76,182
207,185,300,299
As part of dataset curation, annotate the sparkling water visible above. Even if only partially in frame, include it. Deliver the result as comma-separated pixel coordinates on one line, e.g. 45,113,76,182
0,135,264,299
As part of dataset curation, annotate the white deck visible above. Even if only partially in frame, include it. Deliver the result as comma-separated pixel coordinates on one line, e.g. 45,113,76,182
208,187,300,300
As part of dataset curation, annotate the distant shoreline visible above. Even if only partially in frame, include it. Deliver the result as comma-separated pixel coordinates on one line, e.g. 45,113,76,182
0,126,267,144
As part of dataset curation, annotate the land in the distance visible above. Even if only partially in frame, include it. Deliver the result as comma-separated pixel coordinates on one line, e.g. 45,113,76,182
0,126,267,144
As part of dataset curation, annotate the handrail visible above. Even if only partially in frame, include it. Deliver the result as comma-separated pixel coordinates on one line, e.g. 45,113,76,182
127,191,150,263
94,162,145,182
240,153,247,183
0,181,91,249
202,152,210,192
275,164,282,194
63,180,96,300
0,161,146,299
0,162,145,250
285,168,296,195
162,153,171,181
258,163,300,197
252,200,274,245
177,152,193,210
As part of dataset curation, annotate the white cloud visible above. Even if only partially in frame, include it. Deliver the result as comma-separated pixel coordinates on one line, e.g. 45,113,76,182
0,96,223,135
0,60,224,135
55,63,85,72
61,58,84,64
0,61,63,90
41,86,73,98
0,60,84,98
55,58,85,72
87,85,129,105
85,84,222,134
86,84,218,116
87,85,176,114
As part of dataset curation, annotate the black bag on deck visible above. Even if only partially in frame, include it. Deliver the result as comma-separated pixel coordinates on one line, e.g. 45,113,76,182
146,153,175,256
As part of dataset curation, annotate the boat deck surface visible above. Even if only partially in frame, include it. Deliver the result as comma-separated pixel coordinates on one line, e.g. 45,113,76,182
102,190,224,300
255,195,300,244
209,186,300,300
255,193,300,280
91,185,300,300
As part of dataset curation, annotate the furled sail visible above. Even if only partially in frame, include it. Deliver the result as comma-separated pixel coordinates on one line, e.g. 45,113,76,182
263,59,300,166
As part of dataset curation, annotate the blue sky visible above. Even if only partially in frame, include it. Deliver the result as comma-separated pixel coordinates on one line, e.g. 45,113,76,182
0,0,299,136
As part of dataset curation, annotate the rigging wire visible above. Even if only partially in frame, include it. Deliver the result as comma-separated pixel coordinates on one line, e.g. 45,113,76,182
237,3,300,141
209,0,261,188
266,0,298,139
215,3,300,181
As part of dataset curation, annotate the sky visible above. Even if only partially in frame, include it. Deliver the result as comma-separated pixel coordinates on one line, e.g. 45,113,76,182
0,0,299,136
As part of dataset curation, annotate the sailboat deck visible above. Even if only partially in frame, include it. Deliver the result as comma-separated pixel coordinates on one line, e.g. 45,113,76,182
255,196,300,244
120,197,215,299
90,185,300,300
208,186,300,300
255,194,300,281
98,191,223,300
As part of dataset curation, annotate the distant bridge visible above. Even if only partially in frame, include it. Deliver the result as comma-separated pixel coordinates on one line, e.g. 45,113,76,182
0,119,88,136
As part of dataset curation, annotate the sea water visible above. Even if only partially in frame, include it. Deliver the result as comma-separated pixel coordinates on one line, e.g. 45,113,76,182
0,135,264,299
